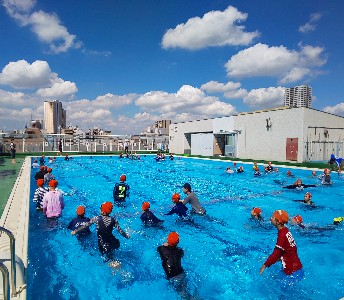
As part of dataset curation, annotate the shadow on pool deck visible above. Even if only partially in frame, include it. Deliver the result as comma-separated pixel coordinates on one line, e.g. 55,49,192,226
0,156,24,216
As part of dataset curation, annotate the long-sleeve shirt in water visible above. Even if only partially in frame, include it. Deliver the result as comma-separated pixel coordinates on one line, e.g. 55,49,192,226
157,245,184,279
73,215,128,254
140,210,164,225
165,203,188,218
113,182,130,202
182,192,206,214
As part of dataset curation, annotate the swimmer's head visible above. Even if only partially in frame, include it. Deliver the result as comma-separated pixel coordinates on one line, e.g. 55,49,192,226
324,168,331,175
36,179,44,187
101,202,113,215
76,205,85,216
142,202,150,211
40,166,44,171
34,159,38,163
272,210,289,225
49,180,58,188
172,193,180,203
47,168,52,173
120,174,126,182
312,171,316,176
183,183,192,192
287,170,292,176
251,207,262,217
167,232,180,247
291,215,303,225
304,192,312,201
294,179,302,186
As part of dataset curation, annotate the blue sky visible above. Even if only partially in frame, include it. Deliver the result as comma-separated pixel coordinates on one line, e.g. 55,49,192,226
0,0,343,135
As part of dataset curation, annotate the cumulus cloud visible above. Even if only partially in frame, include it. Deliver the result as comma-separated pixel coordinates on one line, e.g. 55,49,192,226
299,13,322,33
36,80,78,98
136,85,236,117
0,60,52,89
3,0,81,53
243,86,285,108
200,80,247,99
225,43,327,84
323,103,344,116
161,6,259,50
0,60,78,99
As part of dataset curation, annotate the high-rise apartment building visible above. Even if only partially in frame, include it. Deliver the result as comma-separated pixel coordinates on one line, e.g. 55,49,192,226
44,100,66,133
284,85,312,108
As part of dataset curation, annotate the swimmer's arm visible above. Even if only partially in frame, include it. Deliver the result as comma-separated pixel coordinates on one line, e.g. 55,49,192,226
113,219,130,238
71,217,96,235
263,247,283,269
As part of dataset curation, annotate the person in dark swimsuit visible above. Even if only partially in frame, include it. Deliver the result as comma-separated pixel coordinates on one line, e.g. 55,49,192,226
113,174,130,202
140,202,164,226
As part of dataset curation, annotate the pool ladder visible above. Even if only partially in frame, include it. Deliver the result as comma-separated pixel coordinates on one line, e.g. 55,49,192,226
0,227,26,300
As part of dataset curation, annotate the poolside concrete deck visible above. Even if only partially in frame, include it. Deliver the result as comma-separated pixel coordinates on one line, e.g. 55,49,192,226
0,157,29,300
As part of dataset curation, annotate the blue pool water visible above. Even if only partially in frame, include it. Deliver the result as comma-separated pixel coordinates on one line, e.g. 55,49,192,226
28,156,344,299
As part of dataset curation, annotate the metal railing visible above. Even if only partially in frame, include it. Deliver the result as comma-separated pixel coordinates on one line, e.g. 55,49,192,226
0,227,17,298
0,263,9,300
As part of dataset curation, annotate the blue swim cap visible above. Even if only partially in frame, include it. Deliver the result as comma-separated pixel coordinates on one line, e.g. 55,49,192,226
331,154,335,159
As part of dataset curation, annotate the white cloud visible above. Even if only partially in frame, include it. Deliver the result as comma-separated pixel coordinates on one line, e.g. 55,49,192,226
323,103,344,116
36,80,78,99
225,43,327,84
136,85,236,117
299,13,322,33
161,6,259,50
3,1,81,53
200,80,241,93
243,86,285,108
0,60,52,89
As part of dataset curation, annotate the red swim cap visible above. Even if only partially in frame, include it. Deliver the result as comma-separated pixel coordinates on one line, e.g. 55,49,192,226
101,202,113,214
49,180,58,188
172,193,180,203
167,232,179,246
253,207,262,215
120,174,126,182
142,202,150,211
292,215,303,224
76,206,85,216
36,179,44,186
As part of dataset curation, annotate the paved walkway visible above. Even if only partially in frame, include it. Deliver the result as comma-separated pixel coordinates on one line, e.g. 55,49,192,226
0,156,24,216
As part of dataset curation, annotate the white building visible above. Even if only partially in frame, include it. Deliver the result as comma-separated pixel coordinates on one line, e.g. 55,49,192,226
44,100,66,134
169,107,344,163
284,85,312,108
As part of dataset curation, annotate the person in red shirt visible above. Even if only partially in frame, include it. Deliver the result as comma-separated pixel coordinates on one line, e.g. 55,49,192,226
259,210,304,286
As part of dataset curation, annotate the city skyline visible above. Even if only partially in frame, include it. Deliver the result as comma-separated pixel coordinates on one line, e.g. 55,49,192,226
0,0,343,134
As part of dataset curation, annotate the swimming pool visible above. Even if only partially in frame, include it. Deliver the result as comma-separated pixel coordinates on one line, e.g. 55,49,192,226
27,156,344,299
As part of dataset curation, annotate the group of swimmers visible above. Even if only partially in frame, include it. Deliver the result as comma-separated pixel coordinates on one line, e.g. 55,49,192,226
31,154,343,296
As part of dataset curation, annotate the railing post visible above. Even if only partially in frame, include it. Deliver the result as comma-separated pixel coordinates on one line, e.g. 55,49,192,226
0,264,10,300
0,227,17,297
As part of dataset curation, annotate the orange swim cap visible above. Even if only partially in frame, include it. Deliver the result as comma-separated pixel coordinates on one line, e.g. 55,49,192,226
292,215,303,224
49,180,58,188
167,232,179,246
101,202,113,214
273,210,289,224
76,206,85,216
172,193,180,203
253,207,262,215
120,174,126,182
142,202,150,211
36,179,44,186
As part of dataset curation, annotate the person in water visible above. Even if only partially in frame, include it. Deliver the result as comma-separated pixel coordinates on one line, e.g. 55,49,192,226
71,202,130,258
113,174,130,202
259,210,304,287
318,168,332,185
140,202,164,226
33,179,49,210
68,205,91,236
165,193,188,218
283,179,316,190
180,183,206,215
293,192,315,206
291,214,338,231
42,180,65,219
157,232,184,279
251,207,263,220
264,162,274,172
